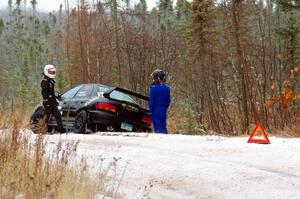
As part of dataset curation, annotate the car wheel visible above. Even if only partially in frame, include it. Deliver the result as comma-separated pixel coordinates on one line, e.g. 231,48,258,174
74,110,87,134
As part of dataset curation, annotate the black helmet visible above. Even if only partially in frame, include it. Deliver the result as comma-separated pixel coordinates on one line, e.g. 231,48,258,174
151,68,166,82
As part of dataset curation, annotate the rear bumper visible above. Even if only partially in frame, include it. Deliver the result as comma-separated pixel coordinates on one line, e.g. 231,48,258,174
88,110,152,132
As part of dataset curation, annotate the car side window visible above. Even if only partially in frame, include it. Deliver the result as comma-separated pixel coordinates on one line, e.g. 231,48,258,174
74,84,94,98
95,86,109,97
61,85,82,99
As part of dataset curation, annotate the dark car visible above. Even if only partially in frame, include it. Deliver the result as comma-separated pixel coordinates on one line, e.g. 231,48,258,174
30,84,152,133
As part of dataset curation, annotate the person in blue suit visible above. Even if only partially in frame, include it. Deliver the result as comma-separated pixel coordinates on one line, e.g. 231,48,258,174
149,69,171,134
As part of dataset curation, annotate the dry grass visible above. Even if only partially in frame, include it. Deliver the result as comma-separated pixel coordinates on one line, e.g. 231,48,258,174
167,105,205,135
0,109,122,199
271,121,300,137
168,105,300,137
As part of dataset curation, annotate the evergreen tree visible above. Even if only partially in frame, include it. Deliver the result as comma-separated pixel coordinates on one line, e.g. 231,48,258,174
157,0,175,30
276,0,300,10
191,0,214,45
176,0,192,22
0,0,54,107
135,0,147,12
19,55,30,108
0,18,4,36
276,0,300,89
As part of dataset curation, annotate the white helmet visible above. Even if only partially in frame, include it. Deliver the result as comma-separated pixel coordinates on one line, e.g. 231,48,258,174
43,64,56,79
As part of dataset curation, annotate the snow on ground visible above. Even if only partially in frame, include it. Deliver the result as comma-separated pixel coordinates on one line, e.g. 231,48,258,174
43,132,300,199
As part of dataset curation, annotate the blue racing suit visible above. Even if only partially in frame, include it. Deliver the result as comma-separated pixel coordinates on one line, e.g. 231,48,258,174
149,82,171,134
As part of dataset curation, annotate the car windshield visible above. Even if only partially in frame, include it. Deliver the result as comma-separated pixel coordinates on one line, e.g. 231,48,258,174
110,90,138,105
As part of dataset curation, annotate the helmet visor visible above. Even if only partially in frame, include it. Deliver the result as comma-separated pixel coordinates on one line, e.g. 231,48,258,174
48,69,56,75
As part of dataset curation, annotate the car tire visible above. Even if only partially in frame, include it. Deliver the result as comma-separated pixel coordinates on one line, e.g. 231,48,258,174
74,110,87,134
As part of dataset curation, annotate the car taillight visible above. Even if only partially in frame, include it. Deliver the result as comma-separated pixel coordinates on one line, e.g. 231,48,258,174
141,115,152,126
96,103,117,112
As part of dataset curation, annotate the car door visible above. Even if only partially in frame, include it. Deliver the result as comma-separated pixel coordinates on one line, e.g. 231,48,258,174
64,84,95,117
60,85,83,117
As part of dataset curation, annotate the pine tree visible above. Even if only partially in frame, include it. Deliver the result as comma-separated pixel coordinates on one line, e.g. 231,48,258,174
0,18,4,36
0,0,53,107
156,0,175,32
191,0,214,46
19,55,30,108
276,0,300,10
276,0,300,87
176,0,192,23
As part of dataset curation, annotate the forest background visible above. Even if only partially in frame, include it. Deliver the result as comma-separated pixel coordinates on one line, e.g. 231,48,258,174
0,0,299,135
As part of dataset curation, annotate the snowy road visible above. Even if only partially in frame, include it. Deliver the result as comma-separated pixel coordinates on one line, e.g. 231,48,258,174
46,133,300,199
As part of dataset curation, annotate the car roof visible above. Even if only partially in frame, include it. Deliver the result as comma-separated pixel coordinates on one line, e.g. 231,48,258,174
95,83,111,89
73,83,111,89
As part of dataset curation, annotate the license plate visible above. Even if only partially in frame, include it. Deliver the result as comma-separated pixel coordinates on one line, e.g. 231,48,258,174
121,122,133,131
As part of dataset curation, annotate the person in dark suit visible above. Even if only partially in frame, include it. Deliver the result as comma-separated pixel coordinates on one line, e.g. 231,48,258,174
41,64,66,133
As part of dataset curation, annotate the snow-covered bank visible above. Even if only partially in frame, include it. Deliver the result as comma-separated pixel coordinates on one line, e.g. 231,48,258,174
44,133,300,199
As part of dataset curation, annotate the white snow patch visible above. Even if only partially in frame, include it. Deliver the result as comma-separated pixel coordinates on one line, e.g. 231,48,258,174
24,132,300,198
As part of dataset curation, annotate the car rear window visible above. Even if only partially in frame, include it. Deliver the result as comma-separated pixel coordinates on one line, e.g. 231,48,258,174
110,90,138,105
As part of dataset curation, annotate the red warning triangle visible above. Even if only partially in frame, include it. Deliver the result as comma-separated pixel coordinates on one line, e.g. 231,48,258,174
247,123,270,144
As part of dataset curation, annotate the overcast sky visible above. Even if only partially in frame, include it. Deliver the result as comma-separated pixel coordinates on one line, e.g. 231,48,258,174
0,0,158,11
